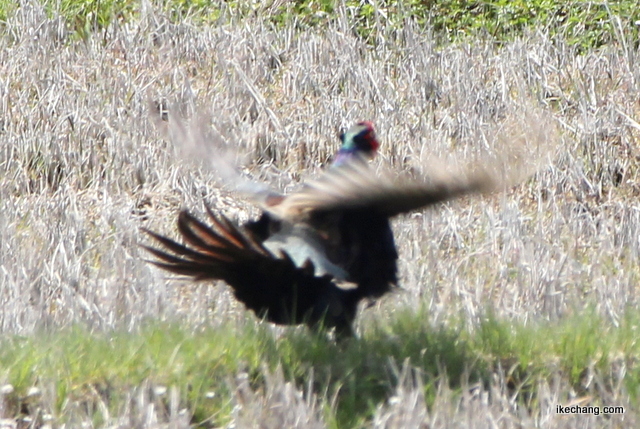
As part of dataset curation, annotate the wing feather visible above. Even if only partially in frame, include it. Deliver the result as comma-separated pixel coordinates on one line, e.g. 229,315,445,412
269,158,497,219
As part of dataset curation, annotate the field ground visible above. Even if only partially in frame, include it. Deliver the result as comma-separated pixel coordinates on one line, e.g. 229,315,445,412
1,1,640,427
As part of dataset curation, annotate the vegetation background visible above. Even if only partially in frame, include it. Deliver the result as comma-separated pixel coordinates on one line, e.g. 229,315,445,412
1,0,640,427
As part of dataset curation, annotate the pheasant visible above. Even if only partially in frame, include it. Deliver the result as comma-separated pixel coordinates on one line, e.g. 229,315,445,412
144,122,496,337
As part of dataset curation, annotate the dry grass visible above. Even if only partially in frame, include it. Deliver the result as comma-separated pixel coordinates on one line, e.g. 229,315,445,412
1,1,640,427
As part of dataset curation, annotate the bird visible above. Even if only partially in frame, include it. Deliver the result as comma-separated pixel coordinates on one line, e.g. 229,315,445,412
143,121,498,337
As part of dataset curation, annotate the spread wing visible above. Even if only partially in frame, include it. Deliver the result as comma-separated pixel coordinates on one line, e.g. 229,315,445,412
266,157,498,220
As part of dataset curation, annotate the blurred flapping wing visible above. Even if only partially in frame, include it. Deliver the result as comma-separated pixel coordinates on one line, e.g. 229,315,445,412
266,157,498,220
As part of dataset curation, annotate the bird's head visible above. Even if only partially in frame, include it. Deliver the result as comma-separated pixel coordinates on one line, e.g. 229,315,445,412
333,121,380,166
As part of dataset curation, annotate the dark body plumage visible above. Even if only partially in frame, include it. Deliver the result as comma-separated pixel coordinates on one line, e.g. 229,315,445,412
144,122,495,336
144,208,361,335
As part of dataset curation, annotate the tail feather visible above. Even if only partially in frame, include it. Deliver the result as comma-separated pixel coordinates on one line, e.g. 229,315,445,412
142,208,358,332
144,228,223,259
141,229,197,257
145,210,267,280
203,204,270,256
141,241,231,280
177,211,235,252
141,237,234,274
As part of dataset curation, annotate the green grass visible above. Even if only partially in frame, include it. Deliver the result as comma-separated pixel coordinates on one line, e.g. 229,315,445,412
2,309,638,427
4,0,639,50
